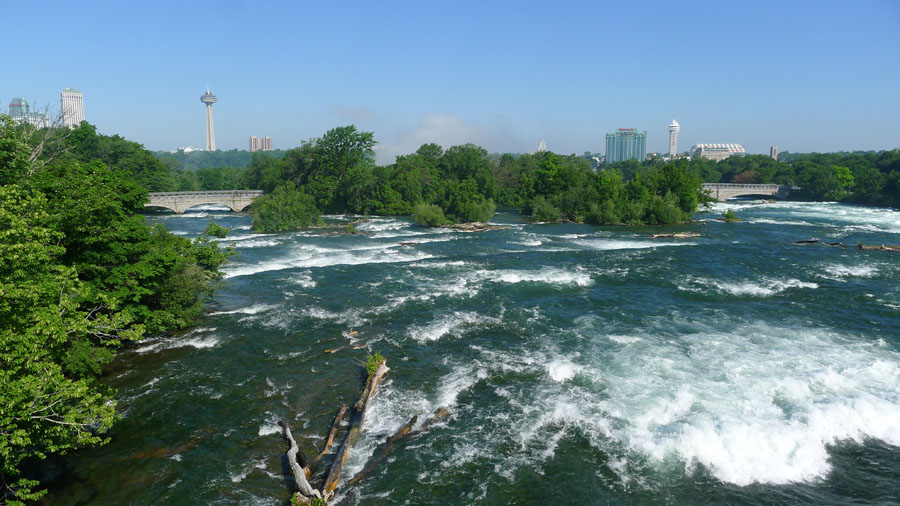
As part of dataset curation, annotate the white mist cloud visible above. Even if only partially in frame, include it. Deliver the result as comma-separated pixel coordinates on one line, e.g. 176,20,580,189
327,105,531,165
328,104,378,124
375,112,530,164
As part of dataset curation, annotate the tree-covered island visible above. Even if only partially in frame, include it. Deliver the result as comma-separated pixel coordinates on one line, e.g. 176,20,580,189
237,125,709,232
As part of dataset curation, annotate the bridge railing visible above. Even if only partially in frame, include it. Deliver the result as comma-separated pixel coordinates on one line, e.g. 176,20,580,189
147,190,265,198
701,183,782,190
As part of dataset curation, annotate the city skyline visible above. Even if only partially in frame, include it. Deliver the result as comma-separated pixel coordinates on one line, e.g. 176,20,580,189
2,1,899,164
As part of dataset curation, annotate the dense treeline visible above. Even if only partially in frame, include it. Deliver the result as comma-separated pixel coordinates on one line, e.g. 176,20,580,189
605,150,900,207
246,125,707,231
145,127,897,222
152,149,288,192
0,118,229,503
138,126,898,213
153,148,287,171
45,133,289,192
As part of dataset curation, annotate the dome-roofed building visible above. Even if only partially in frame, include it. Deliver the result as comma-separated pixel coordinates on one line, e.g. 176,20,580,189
691,143,745,162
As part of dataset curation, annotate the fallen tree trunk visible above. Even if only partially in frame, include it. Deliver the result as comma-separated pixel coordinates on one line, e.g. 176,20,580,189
346,415,417,487
346,406,450,487
322,360,389,495
309,403,348,472
410,407,451,435
279,420,320,502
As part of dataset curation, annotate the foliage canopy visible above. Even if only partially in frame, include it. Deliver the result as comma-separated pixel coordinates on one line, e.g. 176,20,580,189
0,116,228,502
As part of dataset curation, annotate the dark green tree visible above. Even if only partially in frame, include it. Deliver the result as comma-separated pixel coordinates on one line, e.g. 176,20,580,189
250,183,322,233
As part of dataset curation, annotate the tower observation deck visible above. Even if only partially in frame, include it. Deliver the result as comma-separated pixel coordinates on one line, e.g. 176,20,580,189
201,90,217,151
668,119,680,157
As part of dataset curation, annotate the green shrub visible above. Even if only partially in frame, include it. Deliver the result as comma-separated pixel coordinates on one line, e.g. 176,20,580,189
647,193,686,224
203,220,229,238
366,352,385,377
530,196,562,222
585,200,622,225
413,203,448,227
250,183,322,233
292,493,325,506
722,209,739,222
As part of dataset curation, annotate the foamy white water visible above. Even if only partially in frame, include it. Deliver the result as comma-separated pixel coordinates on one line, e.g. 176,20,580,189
679,276,819,296
594,320,900,485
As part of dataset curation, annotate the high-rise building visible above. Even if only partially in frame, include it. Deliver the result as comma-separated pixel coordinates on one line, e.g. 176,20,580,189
668,119,680,156
770,146,778,160
201,89,217,151
9,97,49,128
60,87,84,128
249,136,272,152
606,128,647,163
692,143,746,162
9,97,28,122
537,139,546,153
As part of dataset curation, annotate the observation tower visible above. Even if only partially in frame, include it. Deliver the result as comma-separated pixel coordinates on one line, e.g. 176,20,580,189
201,89,217,151
668,119,680,157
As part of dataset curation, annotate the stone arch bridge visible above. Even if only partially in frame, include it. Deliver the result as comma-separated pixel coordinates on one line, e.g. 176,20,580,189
146,190,264,214
701,183,794,202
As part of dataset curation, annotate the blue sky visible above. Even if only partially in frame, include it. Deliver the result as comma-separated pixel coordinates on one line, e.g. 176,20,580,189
3,0,898,163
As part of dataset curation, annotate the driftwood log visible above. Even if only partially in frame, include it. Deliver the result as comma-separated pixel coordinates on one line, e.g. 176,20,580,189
793,239,848,248
277,358,401,502
309,403,348,472
322,360,390,495
346,415,417,488
347,406,450,487
280,421,321,503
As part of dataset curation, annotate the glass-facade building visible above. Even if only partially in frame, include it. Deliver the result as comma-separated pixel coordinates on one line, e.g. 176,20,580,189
8,97,49,128
605,128,647,163
9,97,28,122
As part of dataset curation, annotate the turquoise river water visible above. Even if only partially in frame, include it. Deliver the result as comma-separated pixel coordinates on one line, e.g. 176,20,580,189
42,201,900,505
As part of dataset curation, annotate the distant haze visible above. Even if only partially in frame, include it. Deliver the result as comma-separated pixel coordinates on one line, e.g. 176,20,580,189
4,1,899,164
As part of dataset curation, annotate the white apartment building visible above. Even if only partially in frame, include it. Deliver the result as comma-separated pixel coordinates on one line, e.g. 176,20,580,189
60,87,84,128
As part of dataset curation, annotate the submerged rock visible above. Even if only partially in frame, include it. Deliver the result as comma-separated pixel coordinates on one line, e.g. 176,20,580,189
653,232,700,238
446,222,510,232
858,242,900,251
